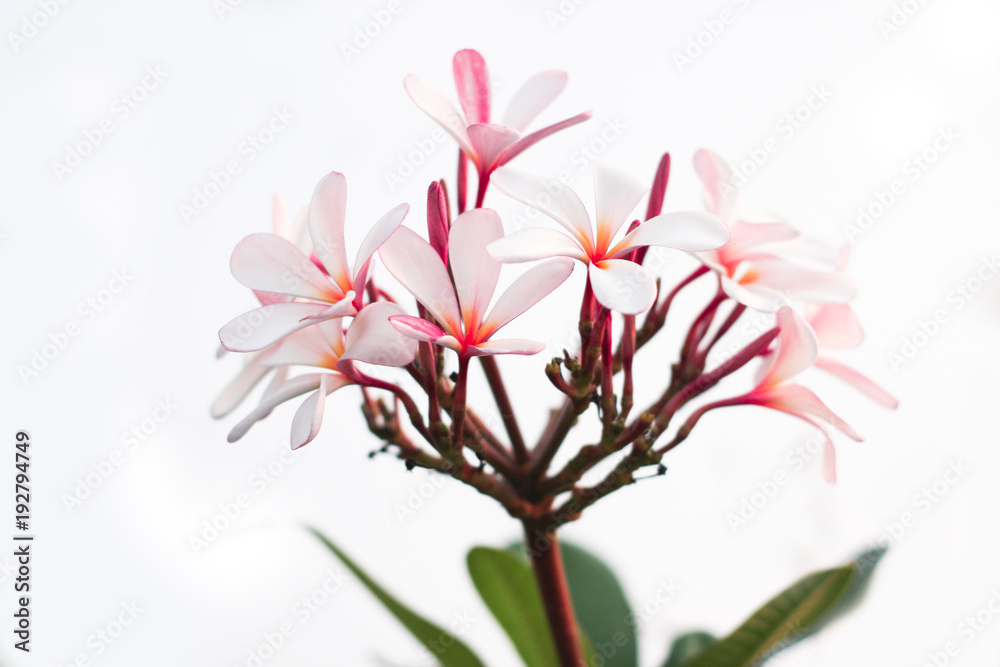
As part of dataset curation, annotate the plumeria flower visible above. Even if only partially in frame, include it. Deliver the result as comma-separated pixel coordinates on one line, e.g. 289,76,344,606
219,172,409,352
806,304,899,408
488,163,730,315
378,208,573,357
225,303,417,448
729,306,863,483
692,149,855,311
405,49,591,198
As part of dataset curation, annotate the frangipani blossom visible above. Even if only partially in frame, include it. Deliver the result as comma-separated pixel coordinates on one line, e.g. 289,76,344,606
226,303,417,448
489,163,730,314
379,208,573,357
219,172,409,352
405,49,591,195
734,306,863,483
807,304,899,408
692,149,855,311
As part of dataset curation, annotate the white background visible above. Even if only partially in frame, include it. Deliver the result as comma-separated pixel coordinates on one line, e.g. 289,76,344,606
3,0,999,665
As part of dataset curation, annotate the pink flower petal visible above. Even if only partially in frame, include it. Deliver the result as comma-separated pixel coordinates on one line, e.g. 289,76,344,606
258,324,339,369
468,123,521,172
501,70,567,132
453,49,491,125
480,258,574,338
488,228,587,263
404,74,474,156
750,260,857,305
593,163,648,250
227,373,325,442
755,383,863,441
231,233,342,301
308,172,353,290
757,306,818,389
467,338,546,356
725,220,800,258
612,211,730,257
693,148,737,220
588,259,657,315
389,315,463,352
219,302,334,353
211,353,272,419
490,166,594,250
448,209,504,329
290,374,350,449
341,302,419,367
352,203,409,284
427,181,450,261
498,111,593,166
379,227,462,334
814,357,899,408
808,304,864,349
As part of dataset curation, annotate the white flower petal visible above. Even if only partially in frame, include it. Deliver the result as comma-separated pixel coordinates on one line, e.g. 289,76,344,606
230,233,341,301
352,203,409,284
588,260,657,315
757,306,818,388
614,211,730,256
341,302,419,367
488,228,587,263
211,353,272,419
693,148,737,220
404,74,474,155
491,166,594,250
468,123,520,171
227,373,324,442
307,172,353,289
501,70,567,131
593,163,648,248
480,259,574,338
468,338,546,356
379,227,462,334
449,209,504,327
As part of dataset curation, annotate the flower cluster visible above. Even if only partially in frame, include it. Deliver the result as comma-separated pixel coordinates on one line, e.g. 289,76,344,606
214,49,895,522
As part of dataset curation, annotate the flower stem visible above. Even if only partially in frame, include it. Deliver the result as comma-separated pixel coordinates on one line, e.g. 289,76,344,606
479,356,529,464
522,520,584,667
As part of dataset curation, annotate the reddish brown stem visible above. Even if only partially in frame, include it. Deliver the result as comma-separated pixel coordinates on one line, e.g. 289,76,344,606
523,521,584,667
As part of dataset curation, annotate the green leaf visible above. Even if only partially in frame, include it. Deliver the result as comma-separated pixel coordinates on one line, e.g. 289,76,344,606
309,527,486,667
560,542,639,667
662,631,715,667
467,546,560,667
682,547,887,667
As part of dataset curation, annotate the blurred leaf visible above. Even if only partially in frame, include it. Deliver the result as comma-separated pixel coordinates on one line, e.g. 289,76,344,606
309,527,486,667
467,546,560,667
510,540,637,667
662,631,715,667
682,547,887,667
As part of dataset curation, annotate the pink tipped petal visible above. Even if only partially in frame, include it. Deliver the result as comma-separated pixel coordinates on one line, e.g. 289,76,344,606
813,357,899,408
257,325,338,369
467,124,521,171
219,302,334,353
352,203,410,284
693,149,737,220
480,258,574,338
427,181,450,261
211,355,272,419
290,374,350,449
341,302,419,367
298,295,358,322
593,163,649,248
491,166,593,248
468,338,546,356
227,373,325,442
404,74,474,155
757,384,863,441
614,211,730,256
501,70,568,132
308,172,353,289
751,261,857,304
272,195,288,237
449,209,504,327
379,227,462,333
808,304,864,349
499,111,593,166
453,49,491,124
231,233,341,301
488,228,587,263
725,220,800,256
758,307,818,388
719,276,788,312
388,314,447,342
823,438,838,485
588,260,658,315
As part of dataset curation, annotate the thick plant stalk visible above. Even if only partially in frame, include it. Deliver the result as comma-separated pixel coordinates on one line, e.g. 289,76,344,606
522,520,584,667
